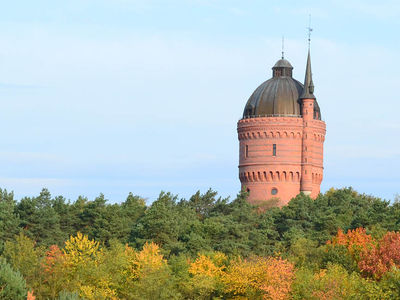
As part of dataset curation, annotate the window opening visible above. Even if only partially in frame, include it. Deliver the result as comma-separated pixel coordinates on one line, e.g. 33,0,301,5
273,144,277,156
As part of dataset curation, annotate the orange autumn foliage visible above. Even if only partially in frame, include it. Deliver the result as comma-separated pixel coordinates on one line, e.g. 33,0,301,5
359,232,400,279
259,257,295,300
27,290,35,300
40,244,68,298
328,228,400,279
42,245,64,274
327,228,375,261
222,256,294,300
378,232,400,266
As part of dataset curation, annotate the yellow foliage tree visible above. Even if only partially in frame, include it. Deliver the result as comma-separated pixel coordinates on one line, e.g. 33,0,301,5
126,241,167,280
186,252,227,299
63,232,101,267
222,256,294,300
121,242,180,299
79,280,117,300
62,232,116,300
189,253,225,277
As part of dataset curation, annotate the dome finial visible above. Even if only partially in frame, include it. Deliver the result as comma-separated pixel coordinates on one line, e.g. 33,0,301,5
281,36,285,59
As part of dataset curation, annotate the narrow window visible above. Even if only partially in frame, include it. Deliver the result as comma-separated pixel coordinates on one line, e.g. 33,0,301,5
245,145,249,158
272,144,277,156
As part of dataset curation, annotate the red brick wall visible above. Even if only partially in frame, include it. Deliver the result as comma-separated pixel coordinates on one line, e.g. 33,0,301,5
237,112,326,207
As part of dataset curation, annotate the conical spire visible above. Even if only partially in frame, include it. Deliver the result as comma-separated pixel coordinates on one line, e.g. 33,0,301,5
300,49,316,99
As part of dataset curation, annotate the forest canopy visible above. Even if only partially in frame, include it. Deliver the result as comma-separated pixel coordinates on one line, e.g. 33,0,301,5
1,187,400,299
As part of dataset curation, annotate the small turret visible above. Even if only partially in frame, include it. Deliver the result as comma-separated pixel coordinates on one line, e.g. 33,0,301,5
300,49,316,100
300,49,316,196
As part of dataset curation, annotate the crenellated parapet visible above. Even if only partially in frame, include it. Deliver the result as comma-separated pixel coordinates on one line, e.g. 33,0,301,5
237,117,306,142
238,130,303,140
239,170,301,183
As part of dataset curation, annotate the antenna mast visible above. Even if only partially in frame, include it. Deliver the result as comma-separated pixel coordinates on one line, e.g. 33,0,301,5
307,14,313,49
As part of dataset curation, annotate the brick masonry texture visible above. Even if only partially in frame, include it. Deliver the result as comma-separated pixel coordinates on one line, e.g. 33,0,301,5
237,108,326,206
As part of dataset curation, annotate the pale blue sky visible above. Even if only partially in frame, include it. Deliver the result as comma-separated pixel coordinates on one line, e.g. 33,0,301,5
0,0,399,203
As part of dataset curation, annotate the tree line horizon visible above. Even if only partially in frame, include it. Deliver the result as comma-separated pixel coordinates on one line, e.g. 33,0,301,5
1,186,400,299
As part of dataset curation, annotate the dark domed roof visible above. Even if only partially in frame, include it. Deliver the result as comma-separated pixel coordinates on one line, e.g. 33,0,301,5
243,77,303,117
273,59,293,69
243,58,302,117
243,57,321,120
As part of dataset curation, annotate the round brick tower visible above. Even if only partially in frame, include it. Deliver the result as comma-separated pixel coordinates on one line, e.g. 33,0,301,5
237,50,326,206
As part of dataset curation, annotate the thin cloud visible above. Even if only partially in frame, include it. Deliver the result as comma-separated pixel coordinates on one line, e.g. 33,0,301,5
341,0,400,19
0,82,44,89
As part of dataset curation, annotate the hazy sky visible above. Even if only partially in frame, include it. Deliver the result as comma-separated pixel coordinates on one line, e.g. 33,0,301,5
0,0,399,203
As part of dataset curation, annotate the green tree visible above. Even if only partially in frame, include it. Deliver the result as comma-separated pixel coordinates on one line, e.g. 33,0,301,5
0,189,19,253
16,188,63,246
291,264,382,300
57,290,82,300
274,193,315,247
187,189,221,220
132,266,180,300
130,192,198,256
52,195,79,241
3,232,42,290
0,258,27,300
203,191,278,257
379,267,400,299
287,237,323,270
74,193,145,245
